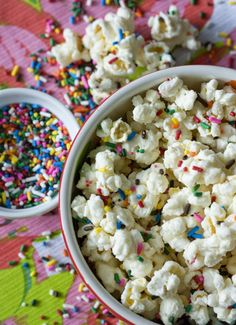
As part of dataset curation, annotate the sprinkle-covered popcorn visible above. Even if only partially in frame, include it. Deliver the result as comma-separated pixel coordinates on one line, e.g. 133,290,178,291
72,77,236,325
51,28,90,67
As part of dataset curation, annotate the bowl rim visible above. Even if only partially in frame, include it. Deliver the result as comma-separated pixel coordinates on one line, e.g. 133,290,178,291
0,87,79,219
59,65,236,324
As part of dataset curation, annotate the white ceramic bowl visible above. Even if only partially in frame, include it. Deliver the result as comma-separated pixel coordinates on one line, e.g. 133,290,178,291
0,88,79,219
60,65,236,325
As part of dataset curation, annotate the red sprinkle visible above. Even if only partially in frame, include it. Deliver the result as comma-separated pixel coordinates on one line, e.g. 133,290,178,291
193,115,201,123
177,160,183,167
175,129,182,140
183,167,188,172
138,200,144,208
211,195,216,202
156,109,163,116
230,111,235,117
108,57,118,64
192,166,204,172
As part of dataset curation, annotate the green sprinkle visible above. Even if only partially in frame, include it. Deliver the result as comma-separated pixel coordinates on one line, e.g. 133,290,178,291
114,273,120,283
40,34,46,38
20,245,27,252
200,122,211,129
200,11,206,19
215,41,225,48
8,260,18,266
190,0,197,4
138,149,145,153
127,270,133,279
105,142,116,148
185,304,192,313
91,307,97,313
122,148,127,157
168,316,175,324
194,192,203,197
192,184,200,192
50,38,56,47
137,256,144,262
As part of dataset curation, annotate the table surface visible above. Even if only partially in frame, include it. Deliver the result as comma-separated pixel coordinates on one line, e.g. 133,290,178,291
0,1,236,324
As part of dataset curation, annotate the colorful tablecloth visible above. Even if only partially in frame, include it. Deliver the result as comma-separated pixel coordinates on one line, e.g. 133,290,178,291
0,1,236,324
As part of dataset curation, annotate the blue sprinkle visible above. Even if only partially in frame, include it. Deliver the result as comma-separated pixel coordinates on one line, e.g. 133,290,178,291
155,213,161,223
43,241,48,247
117,188,126,200
22,262,29,268
231,303,236,308
187,226,200,237
101,0,106,5
112,41,119,45
70,16,75,25
6,199,11,208
31,61,36,69
191,233,203,239
116,221,123,230
136,194,142,200
72,306,80,313
118,28,123,41
127,131,137,141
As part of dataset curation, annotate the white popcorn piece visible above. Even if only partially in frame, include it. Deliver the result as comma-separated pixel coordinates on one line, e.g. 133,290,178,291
175,87,197,111
158,77,183,101
122,253,153,279
148,6,200,51
111,229,135,261
200,79,218,102
51,28,90,67
159,294,185,325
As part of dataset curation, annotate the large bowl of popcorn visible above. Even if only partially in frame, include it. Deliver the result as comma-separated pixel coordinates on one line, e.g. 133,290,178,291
60,65,236,325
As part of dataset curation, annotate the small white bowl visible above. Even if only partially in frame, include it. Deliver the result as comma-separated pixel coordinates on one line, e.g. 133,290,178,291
60,65,236,325
0,88,79,219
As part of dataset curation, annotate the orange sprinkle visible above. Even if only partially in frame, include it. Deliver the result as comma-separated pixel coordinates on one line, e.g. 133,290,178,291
208,101,213,108
226,80,236,89
189,151,197,157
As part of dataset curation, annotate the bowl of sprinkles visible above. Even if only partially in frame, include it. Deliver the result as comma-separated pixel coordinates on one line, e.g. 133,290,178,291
0,88,79,219
60,65,236,325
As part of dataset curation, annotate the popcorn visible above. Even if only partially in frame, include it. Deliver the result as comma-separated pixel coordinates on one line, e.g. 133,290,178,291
159,294,185,325
147,261,185,297
148,6,200,51
51,28,90,67
71,77,236,325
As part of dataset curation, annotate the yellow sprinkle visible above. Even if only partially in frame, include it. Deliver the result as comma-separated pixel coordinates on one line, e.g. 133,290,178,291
11,65,20,77
117,321,125,325
171,117,179,129
124,190,132,196
218,32,228,38
61,80,66,87
54,27,61,34
47,160,52,168
208,218,216,234
88,16,94,22
2,192,6,204
46,118,54,126
52,130,58,135
102,136,109,142
11,155,18,164
17,226,28,232
104,206,111,212
94,227,102,234
78,283,84,292
234,45,236,50
60,72,67,79
226,38,232,47
47,259,57,267
34,75,40,81
48,176,53,182
110,46,117,52
184,149,189,155
97,167,107,173
27,67,33,73
124,31,130,37
66,143,71,151
30,270,37,277
50,149,55,155
0,154,5,163
60,157,66,162
27,192,32,202
33,157,38,164
228,1,236,4
106,0,111,4
73,92,79,98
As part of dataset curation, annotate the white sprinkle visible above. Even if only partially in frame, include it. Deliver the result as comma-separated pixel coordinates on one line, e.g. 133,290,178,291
41,230,51,236
39,76,47,83
32,164,41,172
80,100,89,106
86,0,93,5
63,303,74,309
70,269,75,275
55,267,63,272
21,302,27,307
93,300,100,309
32,189,45,198
82,286,89,292
83,15,90,23
85,67,92,71
5,181,13,187
40,111,51,117
81,295,89,303
22,176,37,183
76,296,81,301
62,313,70,319
64,93,72,105
18,252,26,259
74,79,79,86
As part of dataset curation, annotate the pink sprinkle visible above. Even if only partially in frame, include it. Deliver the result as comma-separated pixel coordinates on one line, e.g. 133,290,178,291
130,185,136,192
209,116,222,124
81,75,89,89
137,242,144,255
116,145,123,154
119,278,126,287
102,308,109,315
87,293,96,300
108,57,118,64
194,213,203,223
190,257,196,265
194,275,204,285
193,115,201,123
